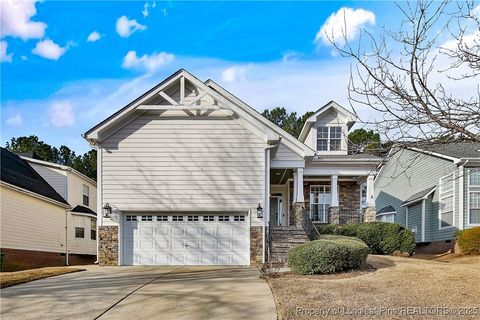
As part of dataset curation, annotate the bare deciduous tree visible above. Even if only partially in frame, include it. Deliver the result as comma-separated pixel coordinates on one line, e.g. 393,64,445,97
329,0,480,143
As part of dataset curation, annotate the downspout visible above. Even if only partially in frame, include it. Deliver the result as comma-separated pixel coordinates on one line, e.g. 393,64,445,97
65,210,69,266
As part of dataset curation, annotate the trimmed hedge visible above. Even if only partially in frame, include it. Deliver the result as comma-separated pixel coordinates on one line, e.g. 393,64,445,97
287,235,369,275
316,222,416,256
456,227,480,255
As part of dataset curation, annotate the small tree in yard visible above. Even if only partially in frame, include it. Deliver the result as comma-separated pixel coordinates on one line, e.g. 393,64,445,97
327,0,479,144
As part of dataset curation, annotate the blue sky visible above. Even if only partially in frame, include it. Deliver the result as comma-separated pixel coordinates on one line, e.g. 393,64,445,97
1,1,475,153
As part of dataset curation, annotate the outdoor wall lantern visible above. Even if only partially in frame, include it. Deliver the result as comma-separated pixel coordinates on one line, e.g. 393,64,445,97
257,203,263,218
103,203,112,218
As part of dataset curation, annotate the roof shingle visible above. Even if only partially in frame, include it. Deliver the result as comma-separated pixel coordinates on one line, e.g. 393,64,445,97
0,148,69,205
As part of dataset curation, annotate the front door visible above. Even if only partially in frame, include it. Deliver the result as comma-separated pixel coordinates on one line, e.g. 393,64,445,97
269,196,283,226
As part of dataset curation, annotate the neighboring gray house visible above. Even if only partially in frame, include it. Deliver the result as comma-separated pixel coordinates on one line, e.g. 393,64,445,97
83,69,380,267
375,142,480,253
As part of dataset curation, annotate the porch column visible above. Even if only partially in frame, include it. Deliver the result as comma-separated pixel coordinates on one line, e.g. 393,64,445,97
364,174,376,222
295,168,304,203
366,174,375,207
293,170,298,203
331,175,339,206
328,175,340,224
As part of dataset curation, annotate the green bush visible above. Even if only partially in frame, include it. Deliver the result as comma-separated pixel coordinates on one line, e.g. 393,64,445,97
316,224,337,235
287,235,369,275
317,222,416,256
456,227,480,255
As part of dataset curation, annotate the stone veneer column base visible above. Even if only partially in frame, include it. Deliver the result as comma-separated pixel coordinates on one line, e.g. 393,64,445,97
250,226,263,266
364,207,376,222
292,202,306,228
328,207,340,224
98,226,119,266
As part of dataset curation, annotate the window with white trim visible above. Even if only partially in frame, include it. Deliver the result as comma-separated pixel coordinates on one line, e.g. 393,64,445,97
187,216,199,222
218,216,230,222
141,215,153,222
172,216,184,222
75,227,85,238
376,213,395,223
203,216,214,222
316,126,342,151
157,215,168,222
90,219,96,240
233,215,246,222
83,185,89,206
310,185,331,222
439,173,455,229
468,168,480,225
126,215,137,221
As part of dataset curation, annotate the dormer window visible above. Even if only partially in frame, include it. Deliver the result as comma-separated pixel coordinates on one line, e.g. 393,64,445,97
317,126,342,151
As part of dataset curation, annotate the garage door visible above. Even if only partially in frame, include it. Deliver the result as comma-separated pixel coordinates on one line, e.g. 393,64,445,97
122,214,250,265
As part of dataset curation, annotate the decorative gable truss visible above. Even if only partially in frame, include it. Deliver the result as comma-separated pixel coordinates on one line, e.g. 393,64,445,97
137,74,234,118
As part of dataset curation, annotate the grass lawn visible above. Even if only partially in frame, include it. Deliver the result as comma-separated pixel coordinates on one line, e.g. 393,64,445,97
268,255,480,320
1,267,85,288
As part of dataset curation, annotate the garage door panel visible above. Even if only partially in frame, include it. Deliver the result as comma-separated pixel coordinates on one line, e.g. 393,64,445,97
123,214,249,266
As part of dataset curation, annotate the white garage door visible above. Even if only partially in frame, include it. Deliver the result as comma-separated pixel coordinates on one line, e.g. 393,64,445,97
122,214,250,265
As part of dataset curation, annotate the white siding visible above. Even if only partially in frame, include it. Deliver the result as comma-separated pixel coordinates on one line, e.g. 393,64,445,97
100,113,267,214
0,186,66,253
28,163,67,199
273,142,303,161
68,173,97,212
68,214,96,255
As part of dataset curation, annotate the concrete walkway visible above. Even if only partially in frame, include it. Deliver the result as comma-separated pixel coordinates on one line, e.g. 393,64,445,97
0,266,277,320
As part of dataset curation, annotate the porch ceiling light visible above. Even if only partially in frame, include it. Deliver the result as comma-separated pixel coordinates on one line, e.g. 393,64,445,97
256,203,263,219
103,203,112,218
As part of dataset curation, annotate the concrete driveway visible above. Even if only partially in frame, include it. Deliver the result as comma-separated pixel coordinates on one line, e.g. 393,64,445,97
0,266,277,320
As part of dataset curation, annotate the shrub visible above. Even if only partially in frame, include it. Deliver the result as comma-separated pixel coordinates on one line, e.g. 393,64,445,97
287,235,369,275
317,222,416,256
316,224,337,235
456,227,480,255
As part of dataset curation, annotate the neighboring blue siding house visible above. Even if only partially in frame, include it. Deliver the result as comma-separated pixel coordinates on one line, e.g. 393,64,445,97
375,142,480,253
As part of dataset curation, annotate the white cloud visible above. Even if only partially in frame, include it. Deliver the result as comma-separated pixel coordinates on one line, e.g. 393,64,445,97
49,101,74,127
142,2,150,17
221,66,248,83
0,0,47,40
0,41,13,62
87,31,102,42
314,7,375,47
32,39,68,60
116,16,146,38
21,55,28,61
6,114,22,126
122,50,174,72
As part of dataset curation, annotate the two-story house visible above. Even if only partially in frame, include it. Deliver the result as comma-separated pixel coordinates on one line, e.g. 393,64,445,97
83,69,380,267
21,154,98,263
375,142,480,253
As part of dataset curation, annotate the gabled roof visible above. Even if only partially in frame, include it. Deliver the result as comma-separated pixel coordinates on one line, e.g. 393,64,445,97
298,100,357,142
0,148,69,206
71,205,96,216
83,69,315,158
377,205,396,215
401,186,436,207
21,156,97,186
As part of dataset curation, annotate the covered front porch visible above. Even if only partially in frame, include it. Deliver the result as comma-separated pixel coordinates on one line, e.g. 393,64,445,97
268,167,376,228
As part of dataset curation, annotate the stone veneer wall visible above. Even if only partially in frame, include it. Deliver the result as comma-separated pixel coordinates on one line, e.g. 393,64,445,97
338,182,361,211
250,226,263,266
288,180,362,223
98,226,118,266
